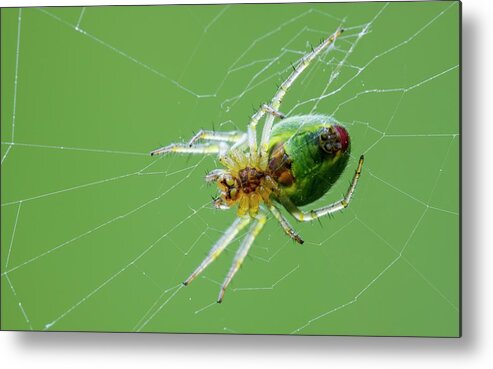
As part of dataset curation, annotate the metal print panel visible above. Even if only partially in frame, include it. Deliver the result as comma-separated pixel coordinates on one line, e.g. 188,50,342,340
1,1,461,337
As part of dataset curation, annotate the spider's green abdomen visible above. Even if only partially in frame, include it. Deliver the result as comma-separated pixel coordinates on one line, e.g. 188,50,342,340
268,115,351,206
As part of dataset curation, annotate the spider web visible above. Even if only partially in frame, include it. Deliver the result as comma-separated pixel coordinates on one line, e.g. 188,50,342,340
1,1,460,336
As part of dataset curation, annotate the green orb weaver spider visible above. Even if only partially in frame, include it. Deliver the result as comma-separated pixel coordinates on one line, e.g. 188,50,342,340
151,29,364,303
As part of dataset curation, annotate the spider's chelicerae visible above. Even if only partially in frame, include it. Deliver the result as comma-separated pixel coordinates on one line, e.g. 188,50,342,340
151,29,364,303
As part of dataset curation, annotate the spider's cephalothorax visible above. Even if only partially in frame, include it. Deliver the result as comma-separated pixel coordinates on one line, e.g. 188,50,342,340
151,28,365,302
209,154,279,217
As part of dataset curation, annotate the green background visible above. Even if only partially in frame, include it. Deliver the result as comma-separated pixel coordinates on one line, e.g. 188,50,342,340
1,1,460,336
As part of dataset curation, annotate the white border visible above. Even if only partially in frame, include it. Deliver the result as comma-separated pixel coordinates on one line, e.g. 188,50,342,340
2,0,493,368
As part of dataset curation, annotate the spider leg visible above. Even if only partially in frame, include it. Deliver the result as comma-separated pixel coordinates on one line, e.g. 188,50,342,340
247,104,288,163
229,132,248,151
150,142,229,156
261,104,286,119
152,129,248,157
183,216,251,286
283,155,364,222
267,204,304,244
259,29,344,168
217,212,267,303
188,130,246,147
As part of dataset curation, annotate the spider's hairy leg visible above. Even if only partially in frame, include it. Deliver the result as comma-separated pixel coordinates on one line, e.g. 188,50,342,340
268,204,304,244
229,133,248,151
217,212,267,303
188,130,246,147
150,142,229,157
259,29,344,168
261,104,286,119
247,104,288,163
183,216,251,286
284,155,364,222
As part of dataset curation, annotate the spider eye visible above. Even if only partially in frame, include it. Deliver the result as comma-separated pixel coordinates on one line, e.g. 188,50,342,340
319,125,350,154
319,128,332,153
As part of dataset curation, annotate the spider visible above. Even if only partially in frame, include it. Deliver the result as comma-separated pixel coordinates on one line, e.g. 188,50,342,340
151,29,364,303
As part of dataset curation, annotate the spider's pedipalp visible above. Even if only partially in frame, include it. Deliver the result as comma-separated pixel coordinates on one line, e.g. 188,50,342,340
213,197,231,210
